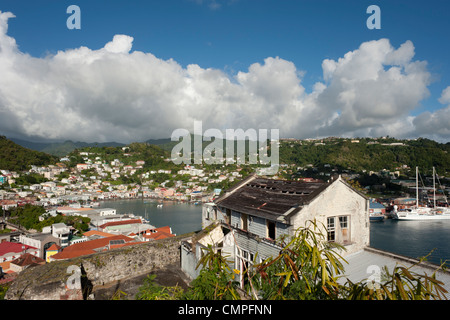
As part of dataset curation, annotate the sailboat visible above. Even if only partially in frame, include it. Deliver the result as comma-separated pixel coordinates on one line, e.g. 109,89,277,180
394,167,450,220
432,167,450,215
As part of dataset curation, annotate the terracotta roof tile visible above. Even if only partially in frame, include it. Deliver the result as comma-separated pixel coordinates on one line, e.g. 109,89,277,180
83,230,116,238
99,219,142,229
51,234,136,260
142,226,175,241
11,253,45,267
47,244,61,251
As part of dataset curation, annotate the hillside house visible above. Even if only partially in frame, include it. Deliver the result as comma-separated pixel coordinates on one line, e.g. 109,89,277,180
0,242,40,263
181,175,370,286
9,253,45,273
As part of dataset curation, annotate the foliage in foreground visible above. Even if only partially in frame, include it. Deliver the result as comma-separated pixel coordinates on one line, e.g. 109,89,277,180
0,284,10,300
136,220,448,300
135,274,184,300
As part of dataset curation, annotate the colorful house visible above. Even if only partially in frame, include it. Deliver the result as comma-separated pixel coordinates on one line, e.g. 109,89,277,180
45,244,61,262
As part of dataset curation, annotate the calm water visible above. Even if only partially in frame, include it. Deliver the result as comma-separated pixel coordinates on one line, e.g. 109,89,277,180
370,219,450,266
98,199,202,236
98,199,450,266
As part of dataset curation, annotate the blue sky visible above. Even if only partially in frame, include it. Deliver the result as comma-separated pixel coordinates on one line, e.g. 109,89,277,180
0,0,449,142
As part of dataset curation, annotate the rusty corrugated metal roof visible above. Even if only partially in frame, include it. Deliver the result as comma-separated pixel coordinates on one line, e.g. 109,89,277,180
215,176,331,221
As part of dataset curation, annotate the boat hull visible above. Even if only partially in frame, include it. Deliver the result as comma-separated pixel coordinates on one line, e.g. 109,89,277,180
394,214,450,221
370,215,385,222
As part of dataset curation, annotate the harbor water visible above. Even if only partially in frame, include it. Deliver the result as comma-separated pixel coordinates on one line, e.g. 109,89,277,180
98,199,450,266
370,219,450,266
98,199,202,236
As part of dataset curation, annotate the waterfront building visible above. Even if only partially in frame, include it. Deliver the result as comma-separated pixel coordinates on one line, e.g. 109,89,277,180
97,218,155,236
182,175,370,286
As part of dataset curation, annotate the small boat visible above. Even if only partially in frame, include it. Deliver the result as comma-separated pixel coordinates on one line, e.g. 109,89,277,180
369,213,385,222
157,204,163,208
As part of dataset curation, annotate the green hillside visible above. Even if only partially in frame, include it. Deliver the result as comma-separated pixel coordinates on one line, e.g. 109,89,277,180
41,140,126,157
66,142,172,169
0,136,59,171
279,137,450,175
3,134,449,177
10,137,126,157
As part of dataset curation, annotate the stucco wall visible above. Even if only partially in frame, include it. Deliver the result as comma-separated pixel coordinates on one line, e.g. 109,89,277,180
290,179,370,256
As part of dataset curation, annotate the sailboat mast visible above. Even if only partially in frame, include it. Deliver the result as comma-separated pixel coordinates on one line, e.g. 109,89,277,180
433,167,436,208
416,166,419,207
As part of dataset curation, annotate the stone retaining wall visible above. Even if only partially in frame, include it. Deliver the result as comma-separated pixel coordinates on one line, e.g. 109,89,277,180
5,234,189,300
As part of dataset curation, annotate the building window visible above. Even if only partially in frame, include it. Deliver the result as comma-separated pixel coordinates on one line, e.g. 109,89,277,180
327,217,335,242
226,209,231,225
267,220,276,240
241,213,248,231
235,248,255,288
328,216,350,244
339,216,350,243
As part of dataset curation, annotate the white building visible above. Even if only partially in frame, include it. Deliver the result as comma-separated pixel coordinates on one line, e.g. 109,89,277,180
97,208,117,216
49,223,71,248
183,175,370,285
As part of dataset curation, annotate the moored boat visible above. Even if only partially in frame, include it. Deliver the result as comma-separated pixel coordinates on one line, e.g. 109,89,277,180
392,167,450,221
369,213,385,222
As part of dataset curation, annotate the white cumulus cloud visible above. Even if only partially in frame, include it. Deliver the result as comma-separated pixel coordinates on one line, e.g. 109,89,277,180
0,11,448,143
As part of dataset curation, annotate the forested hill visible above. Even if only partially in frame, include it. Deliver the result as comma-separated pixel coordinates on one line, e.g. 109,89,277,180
2,135,450,176
65,142,172,169
0,136,59,171
279,137,450,175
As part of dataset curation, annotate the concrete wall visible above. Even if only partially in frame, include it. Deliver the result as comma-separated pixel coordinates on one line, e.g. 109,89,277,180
5,234,188,300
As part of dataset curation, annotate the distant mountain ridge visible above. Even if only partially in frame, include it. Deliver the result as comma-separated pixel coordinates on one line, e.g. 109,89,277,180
9,135,244,156
10,138,127,157
5,135,450,176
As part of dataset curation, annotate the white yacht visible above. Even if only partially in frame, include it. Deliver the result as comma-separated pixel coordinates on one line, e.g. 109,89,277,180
393,167,450,221
395,207,450,220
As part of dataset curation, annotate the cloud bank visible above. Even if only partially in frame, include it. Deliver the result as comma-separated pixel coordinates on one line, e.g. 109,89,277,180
0,11,448,143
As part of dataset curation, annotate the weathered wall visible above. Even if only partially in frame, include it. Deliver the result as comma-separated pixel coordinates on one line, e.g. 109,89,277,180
290,178,370,256
5,234,191,300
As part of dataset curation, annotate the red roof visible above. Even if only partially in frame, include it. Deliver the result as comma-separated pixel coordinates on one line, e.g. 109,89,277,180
50,234,139,260
0,242,37,256
83,230,116,238
142,226,175,241
47,244,61,252
98,219,142,229
11,253,45,267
